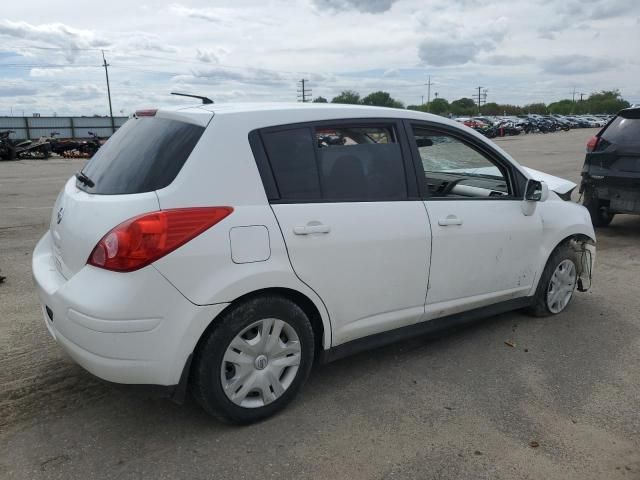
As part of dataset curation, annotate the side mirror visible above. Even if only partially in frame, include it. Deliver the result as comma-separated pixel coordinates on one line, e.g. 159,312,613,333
524,179,549,202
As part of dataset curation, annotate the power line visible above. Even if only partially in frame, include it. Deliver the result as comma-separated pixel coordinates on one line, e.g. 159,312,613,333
425,75,434,111
475,86,484,113
297,78,311,102
102,50,115,133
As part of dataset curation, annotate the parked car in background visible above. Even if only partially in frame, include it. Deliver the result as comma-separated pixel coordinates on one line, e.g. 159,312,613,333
581,106,640,226
33,103,596,423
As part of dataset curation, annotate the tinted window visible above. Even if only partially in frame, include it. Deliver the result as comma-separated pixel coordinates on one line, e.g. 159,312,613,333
260,123,407,202
601,116,640,146
261,128,321,201
79,117,204,194
412,126,511,198
314,125,406,201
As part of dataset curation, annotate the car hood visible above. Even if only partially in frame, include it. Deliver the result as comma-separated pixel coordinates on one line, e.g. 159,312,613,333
522,167,576,195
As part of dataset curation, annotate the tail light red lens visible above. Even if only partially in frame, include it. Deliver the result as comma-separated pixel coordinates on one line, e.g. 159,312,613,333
88,207,233,272
586,135,599,152
135,109,158,117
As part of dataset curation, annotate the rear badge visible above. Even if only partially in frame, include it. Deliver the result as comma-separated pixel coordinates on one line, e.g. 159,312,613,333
56,207,64,224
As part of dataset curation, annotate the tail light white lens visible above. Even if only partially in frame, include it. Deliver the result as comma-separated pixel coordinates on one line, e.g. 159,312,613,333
88,207,233,272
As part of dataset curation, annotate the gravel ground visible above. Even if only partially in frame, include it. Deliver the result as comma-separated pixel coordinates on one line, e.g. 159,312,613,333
1,128,639,479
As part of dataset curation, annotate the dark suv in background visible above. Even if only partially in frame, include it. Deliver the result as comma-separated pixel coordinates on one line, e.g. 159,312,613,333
581,107,640,226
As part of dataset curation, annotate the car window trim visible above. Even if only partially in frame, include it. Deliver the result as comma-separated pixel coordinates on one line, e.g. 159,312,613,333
403,119,522,201
251,118,419,204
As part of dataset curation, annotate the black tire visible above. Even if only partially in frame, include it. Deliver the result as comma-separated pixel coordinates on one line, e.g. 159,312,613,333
527,243,580,317
190,295,315,424
583,189,614,227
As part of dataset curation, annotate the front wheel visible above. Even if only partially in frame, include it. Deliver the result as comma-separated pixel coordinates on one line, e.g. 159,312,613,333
527,244,580,317
191,295,315,424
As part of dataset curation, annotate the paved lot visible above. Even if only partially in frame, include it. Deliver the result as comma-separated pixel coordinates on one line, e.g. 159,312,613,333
1,129,639,479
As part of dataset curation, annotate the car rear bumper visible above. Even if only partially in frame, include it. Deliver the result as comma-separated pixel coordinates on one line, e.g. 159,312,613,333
33,231,228,386
581,173,640,214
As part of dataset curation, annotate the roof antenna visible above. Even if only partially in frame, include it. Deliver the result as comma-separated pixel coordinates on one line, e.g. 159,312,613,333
170,92,214,104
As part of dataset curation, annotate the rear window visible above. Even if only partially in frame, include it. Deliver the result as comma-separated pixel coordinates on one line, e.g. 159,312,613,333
78,116,205,194
601,115,640,146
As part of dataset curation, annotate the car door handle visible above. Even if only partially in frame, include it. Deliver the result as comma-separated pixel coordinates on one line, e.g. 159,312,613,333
293,224,331,235
438,215,463,226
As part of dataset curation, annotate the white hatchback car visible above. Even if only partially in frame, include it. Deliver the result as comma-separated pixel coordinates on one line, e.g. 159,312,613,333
33,103,595,423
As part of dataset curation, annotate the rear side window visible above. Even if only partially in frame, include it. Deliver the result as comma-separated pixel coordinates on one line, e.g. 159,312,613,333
315,126,406,201
79,117,205,194
261,128,321,201
600,115,640,146
259,123,407,202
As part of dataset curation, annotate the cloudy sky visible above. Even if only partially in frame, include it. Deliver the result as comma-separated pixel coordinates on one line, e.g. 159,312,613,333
1,0,638,116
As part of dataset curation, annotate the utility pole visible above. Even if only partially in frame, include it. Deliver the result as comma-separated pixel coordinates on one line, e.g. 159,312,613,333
425,75,434,112
102,50,115,134
476,86,484,113
579,93,585,102
297,79,312,103
421,95,424,105
572,87,576,103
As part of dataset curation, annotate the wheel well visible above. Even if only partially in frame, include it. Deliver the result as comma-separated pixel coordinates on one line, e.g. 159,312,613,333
542,233,595,281
192,288,326,365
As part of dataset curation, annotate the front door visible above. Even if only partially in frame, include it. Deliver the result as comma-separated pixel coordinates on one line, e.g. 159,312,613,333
407,124,543,318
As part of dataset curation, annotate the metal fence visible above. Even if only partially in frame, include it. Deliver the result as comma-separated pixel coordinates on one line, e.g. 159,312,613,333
0,116,129,140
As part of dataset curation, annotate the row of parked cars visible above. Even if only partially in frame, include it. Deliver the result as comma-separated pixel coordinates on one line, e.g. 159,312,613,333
455,114,612,138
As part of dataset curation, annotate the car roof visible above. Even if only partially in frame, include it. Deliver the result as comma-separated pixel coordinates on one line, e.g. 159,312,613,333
158,102,530,177
167,102,447,122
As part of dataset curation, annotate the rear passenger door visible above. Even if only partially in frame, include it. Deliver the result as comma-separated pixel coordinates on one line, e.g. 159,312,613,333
251,120,431,346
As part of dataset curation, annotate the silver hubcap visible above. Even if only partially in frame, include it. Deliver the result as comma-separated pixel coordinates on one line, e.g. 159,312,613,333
547,259,577,314
221,318,301,408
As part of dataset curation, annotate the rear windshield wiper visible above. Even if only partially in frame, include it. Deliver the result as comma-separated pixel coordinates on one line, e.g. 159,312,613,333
75,171,95,188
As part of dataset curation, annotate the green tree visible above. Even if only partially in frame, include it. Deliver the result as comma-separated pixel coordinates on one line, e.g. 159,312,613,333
523,103,548,115
428,98,450,115
361,91,404,108
582,90,630,114
331,90,361,104
449,98,477,116
312,96,328,103
480,102,501,116
548,99,575,115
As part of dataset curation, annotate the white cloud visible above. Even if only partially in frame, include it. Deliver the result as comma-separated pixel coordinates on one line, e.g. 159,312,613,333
311,0,398,14
541,55,616,75
0,0,638,114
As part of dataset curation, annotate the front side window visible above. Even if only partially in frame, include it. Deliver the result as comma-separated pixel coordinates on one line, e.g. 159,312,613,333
412,126,511,198
260,123,407,202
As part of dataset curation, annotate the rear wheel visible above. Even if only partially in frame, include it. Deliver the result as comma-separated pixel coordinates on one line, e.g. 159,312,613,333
583,189,614,227
191,295,314,424
527,243,580,317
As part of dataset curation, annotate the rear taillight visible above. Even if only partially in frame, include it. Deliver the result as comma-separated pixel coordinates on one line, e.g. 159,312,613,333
88,207,233,272
586,135,599,152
